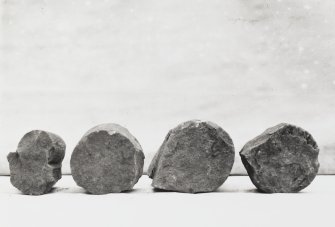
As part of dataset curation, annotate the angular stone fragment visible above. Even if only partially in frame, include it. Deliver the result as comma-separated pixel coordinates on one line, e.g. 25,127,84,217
70,123,145,194
240,123,320,193
7,130,66,195
148,120,235,193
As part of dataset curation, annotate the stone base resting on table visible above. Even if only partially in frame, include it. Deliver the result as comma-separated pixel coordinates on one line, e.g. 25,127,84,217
70,123,145,194
240,123,319,193
7,130,66,195
148,120,235,193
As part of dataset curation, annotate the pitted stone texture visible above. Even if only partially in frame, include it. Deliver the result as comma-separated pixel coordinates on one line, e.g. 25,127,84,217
240,123,320,193
148,120,235,193
7,130,66,195
70,123,145,194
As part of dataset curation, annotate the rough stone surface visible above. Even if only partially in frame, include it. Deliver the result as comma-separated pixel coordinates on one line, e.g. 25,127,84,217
70,123,145,194
148,120,235,193
240,123,320,193
7,130,66,195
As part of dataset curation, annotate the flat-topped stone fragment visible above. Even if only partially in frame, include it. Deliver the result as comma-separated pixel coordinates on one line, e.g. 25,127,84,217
70,123,145,194
240,123,320,193
148,120,235,193
7,130,66,195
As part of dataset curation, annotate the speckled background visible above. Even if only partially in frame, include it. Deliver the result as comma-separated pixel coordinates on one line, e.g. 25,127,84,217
1,0,334,175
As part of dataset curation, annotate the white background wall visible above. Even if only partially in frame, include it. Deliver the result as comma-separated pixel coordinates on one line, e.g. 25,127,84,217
1,0,335,175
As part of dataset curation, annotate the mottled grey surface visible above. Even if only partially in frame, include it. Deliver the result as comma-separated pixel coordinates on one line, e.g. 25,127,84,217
7,130,65,195
70,123,145,194
148,120,235,193
240,123,319,193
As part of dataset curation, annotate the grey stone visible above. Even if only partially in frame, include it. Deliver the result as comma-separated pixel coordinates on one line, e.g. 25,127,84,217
148,120,235,193
240,123,320,193
70,123,145,194
7,130,66,195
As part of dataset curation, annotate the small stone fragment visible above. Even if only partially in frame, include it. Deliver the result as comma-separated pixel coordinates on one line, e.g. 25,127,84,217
148,120,235,193
240,123,320,193
70,123,145,194
7,130,66,195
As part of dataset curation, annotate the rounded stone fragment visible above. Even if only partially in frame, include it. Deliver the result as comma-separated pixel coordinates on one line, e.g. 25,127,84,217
7,130,66,195
70,123,145,194
240,123,320,193
148,120,235,193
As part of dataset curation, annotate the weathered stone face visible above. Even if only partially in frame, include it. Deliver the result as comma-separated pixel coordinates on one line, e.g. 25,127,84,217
70,123,145,194
148,120,235,193
7,130,66,195
240,123,320,193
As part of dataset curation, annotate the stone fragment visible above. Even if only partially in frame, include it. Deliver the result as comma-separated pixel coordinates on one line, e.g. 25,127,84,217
7,130,66,195
148,120,235,193
240,123,320,193
70,123,145,194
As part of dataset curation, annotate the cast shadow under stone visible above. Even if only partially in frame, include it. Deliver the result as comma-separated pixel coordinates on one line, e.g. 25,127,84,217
150,187,247,194
152,188,179,193
215,186,308,194
59,187,140,195
49,187,68,193
221,188,308,194
12,187,61,196
12,187,84,195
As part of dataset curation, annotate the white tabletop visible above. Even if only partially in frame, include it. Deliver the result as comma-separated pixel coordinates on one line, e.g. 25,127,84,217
0,175,333,227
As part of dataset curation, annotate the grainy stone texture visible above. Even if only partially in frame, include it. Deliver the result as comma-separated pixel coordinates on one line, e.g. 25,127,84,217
70,123,145,194
148,120,235,193
240,123,320,193
7,130,66,195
